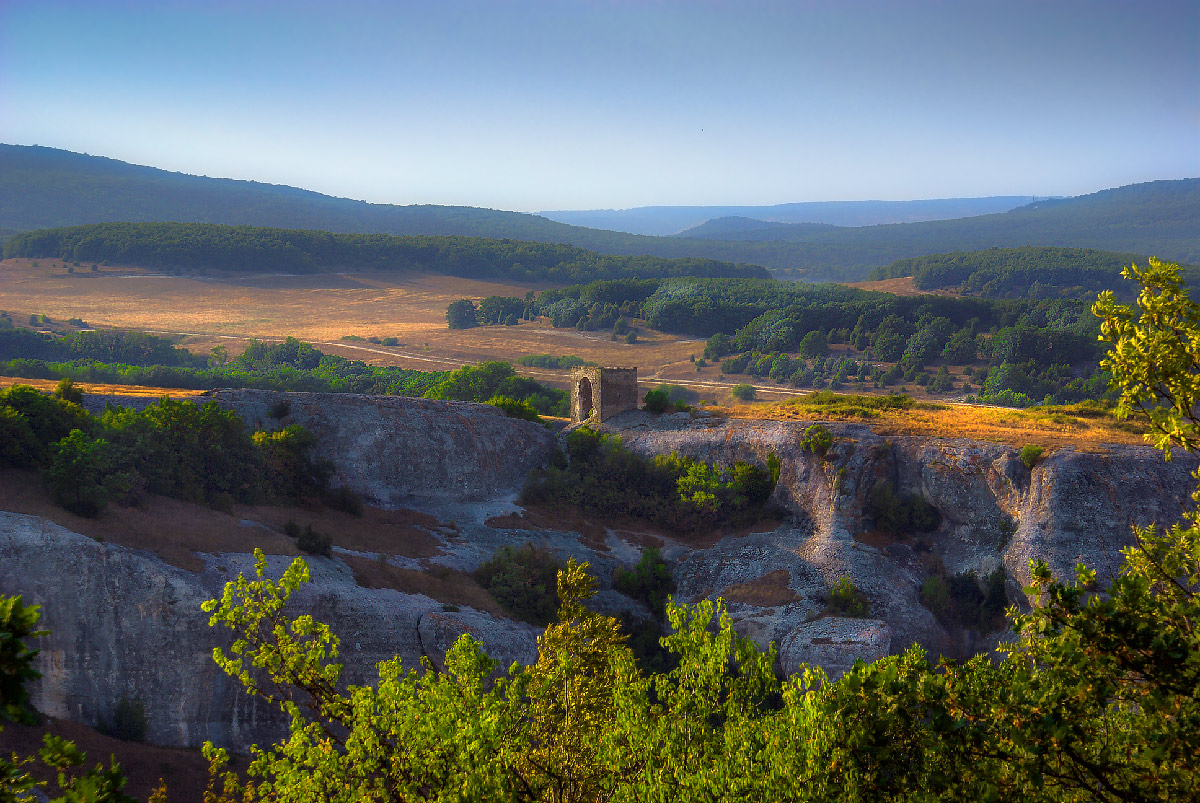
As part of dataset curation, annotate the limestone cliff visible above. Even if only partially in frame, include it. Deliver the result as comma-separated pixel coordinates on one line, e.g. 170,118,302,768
207,389,557,505
608,411,1196,667
0,397,1193,753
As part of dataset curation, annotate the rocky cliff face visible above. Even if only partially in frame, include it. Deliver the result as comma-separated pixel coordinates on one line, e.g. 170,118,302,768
609,411,1196,668
0,513,540,751
207,390,556,505
0,398,1193,752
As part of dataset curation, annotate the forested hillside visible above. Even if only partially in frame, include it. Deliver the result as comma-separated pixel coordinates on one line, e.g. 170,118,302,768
3,145,1197,280
2,222,767,281
867,246,1200,299
672,179,1200,278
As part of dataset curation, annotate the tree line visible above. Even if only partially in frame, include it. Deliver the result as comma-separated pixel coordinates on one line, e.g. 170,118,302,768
2,222,768,282
868,246,1200,300
0,332,571,415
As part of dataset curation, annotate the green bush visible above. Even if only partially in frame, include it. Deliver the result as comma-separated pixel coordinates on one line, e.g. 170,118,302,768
731,383,756,401
1019,444,1045,468
297,524,332,557
324,485,364,516
800,424,834,457
643,388,671,414
97,696,147,742
486,395,544,424
446,299,478,329
473,544,562,626
826,576,870,617
614,548,676,618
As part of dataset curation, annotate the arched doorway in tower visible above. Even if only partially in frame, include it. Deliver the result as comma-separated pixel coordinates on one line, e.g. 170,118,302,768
576,376,594,421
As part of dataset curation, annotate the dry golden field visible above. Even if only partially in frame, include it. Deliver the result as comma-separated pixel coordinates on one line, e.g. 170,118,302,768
715,396,1151,449
0,258,719,390
0,258,1150,445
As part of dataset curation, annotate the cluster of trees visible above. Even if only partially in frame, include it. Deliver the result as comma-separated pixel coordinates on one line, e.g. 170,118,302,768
450,275,1108,404
520,427,778,533
4,222,767,282
0,382,336,517
516,354,596,370
0,327,205,367
0,333,571,414
868,246,1200,300
421,360,569,416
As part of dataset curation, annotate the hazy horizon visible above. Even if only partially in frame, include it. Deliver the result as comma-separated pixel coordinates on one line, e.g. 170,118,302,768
2,0,1196,211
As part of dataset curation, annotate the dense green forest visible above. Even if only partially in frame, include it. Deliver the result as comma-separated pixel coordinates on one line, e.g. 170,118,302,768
3,145,1198,280
868,246,1200,299
2,222,767,282
452,275,1106,405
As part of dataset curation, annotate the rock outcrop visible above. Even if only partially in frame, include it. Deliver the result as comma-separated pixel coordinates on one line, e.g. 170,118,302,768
208,389,556,505
608,411,1196,666
2,398,1195,752
0,512,540,752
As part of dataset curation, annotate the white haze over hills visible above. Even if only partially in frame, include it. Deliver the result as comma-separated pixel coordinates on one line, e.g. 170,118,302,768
538,197,1037,236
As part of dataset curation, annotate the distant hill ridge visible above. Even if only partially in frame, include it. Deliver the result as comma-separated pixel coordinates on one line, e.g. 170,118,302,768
538,196,1033,235
2,144,1197,281
867,246,1200,300
1,221,768,282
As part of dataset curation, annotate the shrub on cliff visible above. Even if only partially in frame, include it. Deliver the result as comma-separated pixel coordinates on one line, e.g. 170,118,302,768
473,544,562,626
825,576,870,617
614,547,675,619
1019,443,1044,468
486,395,544,425
521,427,778,533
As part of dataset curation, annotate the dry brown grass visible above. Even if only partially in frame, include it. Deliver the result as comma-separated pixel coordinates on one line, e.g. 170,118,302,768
342,555,508,618
712,397,1150,450
0,469,449,571
718,569,801,606
0,375,208,398
841,276,961,297
0,258,703,383
239,503,445,559
0,716,224,803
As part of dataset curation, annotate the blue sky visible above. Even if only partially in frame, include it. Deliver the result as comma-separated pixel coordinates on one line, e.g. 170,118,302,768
1,0,1196,211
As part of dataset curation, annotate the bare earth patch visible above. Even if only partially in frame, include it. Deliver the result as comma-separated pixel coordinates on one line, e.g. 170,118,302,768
0,470,446,571
718,569,802,606
0,716,232,803
342,555,507,618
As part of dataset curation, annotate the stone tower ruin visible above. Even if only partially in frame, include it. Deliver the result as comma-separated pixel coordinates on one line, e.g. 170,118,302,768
570,367,638,423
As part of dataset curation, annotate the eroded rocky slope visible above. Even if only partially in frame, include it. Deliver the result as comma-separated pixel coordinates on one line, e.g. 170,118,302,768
0,394,1193,752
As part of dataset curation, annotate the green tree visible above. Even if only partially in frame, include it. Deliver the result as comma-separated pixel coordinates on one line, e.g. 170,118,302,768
446,299,479,329
44,429,113,517
730,383,756,401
